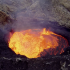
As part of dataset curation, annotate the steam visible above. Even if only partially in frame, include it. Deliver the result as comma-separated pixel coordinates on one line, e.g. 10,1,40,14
0,0,51,32
0,0,70,44
0,0,46,41
12,0,46,31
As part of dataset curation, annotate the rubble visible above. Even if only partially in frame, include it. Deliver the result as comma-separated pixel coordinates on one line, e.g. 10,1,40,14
0,55,70,70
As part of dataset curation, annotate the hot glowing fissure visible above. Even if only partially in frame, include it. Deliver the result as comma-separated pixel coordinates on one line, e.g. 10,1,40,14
8,28,68,58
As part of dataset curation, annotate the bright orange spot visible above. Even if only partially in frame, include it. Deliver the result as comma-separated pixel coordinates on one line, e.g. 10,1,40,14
8,28,69,58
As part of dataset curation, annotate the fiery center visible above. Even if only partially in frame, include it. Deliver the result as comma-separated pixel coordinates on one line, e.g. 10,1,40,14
8,28,68,58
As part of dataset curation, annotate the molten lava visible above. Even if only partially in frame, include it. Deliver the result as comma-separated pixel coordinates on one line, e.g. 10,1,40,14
8,28,68,58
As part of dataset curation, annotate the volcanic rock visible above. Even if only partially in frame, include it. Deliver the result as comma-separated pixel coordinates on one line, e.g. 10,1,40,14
51,0,70,28
0,0,70,28
0,0,70,70
0,11,13,25
0,55,70,70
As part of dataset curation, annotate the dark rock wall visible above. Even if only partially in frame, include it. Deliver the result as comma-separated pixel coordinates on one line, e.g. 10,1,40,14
0,55,70,70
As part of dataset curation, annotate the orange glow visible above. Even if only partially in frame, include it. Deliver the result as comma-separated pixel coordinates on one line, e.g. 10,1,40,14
8,28,68,58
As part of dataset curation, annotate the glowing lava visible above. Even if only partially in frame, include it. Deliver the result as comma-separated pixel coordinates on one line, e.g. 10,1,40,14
8,28,68,58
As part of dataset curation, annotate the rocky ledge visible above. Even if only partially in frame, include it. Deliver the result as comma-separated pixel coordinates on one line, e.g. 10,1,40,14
0,55,70,70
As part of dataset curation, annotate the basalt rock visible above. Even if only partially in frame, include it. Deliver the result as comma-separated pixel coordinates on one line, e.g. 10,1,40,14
0,11,13,25
0,55,70,70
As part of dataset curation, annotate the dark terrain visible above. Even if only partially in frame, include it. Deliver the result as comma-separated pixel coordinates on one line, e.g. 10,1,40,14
0,22,70,70
0,0,70,70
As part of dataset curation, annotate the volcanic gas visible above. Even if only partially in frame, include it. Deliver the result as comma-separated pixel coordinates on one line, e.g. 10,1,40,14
8,28,69,58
